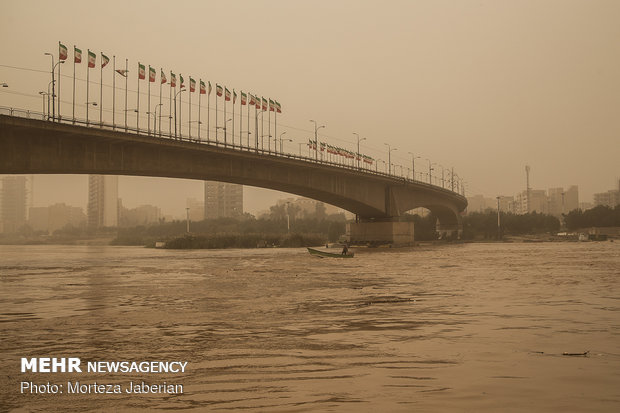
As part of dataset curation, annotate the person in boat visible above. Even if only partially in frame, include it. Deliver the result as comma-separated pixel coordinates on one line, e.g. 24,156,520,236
341,243,349,255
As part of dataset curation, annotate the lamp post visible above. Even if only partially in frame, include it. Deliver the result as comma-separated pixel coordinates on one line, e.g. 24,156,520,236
38,91,47,119
278,132,287,154
426,159,435,184
353,133,366,169
44,53,56,120
174,88,185,139
439,164,446,188
217,118,232,145
280,136,292,154
384,143,397,175
254,109,265,151
310,120,325,161
186,207,190,233
151,103,163,136
408,152,420,181
298,142,304,157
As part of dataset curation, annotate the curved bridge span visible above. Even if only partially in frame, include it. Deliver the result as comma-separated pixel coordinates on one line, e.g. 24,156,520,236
0,114,467,241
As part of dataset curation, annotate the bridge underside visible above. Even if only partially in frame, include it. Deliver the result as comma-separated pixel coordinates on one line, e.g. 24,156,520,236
0,115,467,241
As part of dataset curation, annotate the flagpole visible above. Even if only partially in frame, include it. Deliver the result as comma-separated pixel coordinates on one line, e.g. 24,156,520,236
232,90,235,147
124,58,128,132
169,72,173,137
215,86,218,143
57,42,62,122
137,62,140,133
261,100,264,151
179,74,182,140
112,56,116,130
240,91,243,149
198,80,201,141
188,79,192,140
72,45,76,124
100,53,103,127
268,100,271,153
247,95,250,147
207,83,211,141
148,67,151,136
275,107,277,149
159,69,163,137
254,103,258,152
86,51,90,126
224,86,228,146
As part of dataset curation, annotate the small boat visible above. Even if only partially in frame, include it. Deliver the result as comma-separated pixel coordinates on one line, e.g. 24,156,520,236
307,247,354,258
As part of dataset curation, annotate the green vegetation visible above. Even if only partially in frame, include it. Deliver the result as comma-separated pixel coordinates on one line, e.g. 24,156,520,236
563,205,620,231
461,211,560,240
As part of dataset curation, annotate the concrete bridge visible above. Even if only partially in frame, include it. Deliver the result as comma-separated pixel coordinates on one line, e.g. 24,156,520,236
0,110,467,244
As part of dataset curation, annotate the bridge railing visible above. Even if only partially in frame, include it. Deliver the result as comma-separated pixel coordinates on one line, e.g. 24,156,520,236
0,106,466,197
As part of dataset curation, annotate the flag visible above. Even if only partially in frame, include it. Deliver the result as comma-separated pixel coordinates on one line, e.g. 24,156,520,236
275,101,282,113
179,74,185,88
216,84,223,97
88,50,96,68
149,66,156,82
233,90,237,104
138,63,145,79
74,47,82,63
189,77,196,92
200,80,206,94
269,99,275,112
225,88,231,101
261,97,267,111
249,93,256,106
161,69,167,84
241,92,247,105
255,95,261,109
170,72,176,87
115,69,128,77
59,43,68,61
208,81,212,95
101,53,110,68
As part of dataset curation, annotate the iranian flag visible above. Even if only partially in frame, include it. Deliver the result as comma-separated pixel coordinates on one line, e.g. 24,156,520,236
255,95,261,109
269,99,275,112
233,90,237,103
138,63,146,80
179,74,185,88
275,101,282,113
225,88,231,101
241,92,247,105
261,97,267,111
149,66,156,82
88,50,96,68
249,94,256,106
170,72,176,87
74,47,82,63
189,77,196,92
161,69,167,84
101,53,110,68
200,80,206,94
59,43,68,61
208,81,212,95
216,84,223,97
115,69,128,77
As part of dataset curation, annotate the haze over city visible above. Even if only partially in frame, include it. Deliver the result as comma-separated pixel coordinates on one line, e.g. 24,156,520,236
1,0,619,216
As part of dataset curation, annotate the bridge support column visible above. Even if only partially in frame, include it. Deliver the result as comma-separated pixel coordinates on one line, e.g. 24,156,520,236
346,220,414,247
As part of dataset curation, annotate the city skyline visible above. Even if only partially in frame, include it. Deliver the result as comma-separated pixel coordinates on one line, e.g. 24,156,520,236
1,0,619,214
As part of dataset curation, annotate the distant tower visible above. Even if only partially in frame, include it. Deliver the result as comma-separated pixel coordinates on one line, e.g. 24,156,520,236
87,175,118,228
204,181,243,219
525,165,531,213
1,176,27,233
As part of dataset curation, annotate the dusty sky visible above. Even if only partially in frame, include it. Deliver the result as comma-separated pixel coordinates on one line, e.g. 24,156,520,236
1,0,619,217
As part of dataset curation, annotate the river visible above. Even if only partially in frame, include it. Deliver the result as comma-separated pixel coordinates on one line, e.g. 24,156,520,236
1,242,619,412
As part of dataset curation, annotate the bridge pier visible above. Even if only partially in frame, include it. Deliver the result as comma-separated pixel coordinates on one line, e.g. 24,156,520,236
346,220,415,247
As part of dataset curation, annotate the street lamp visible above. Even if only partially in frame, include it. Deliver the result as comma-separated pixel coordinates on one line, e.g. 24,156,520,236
152,103,163,136
353,133,366,169
496,196,501,240
254,109,266,151
38,91,48,119
186,207,190,233
174,88,185,139
384,143,397,175
217,118,232,145
279,135,292,154
408,152,420,181
310,120,325,161
426,158,435,184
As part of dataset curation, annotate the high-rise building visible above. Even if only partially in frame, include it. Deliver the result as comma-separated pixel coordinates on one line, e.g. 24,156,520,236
204,181,243,219
593,180,620,208
186,198,205,222
1,176,28,233
87,175,118,228
28,203,86,233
